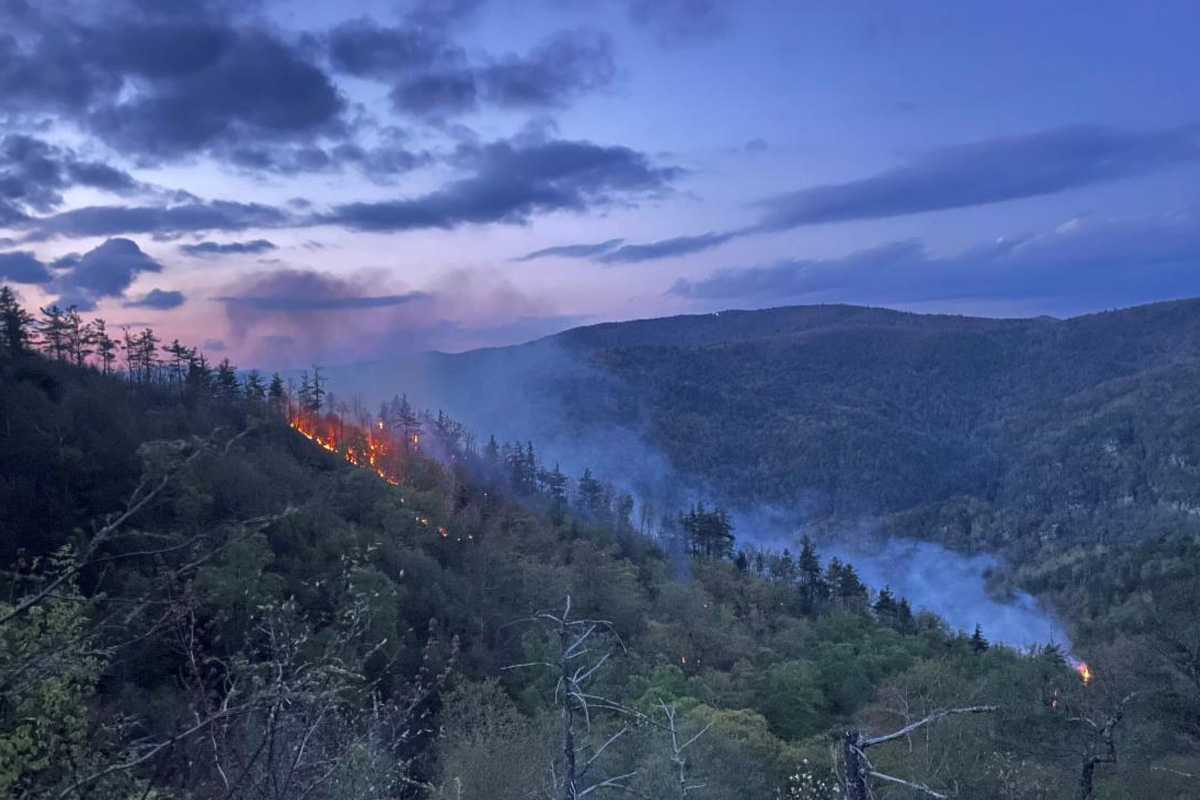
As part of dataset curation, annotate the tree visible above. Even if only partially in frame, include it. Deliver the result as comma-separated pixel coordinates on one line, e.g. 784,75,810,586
214,358,240,399
970,624,989,653
63,307,90,367
311,364,326,413
163,339,193,388
91,318,117,374
38,305,68,361
507,596,637,800
0,286,34,355
268,373,287,415
244,369,267,403
839,705,997,800
797,536,827,613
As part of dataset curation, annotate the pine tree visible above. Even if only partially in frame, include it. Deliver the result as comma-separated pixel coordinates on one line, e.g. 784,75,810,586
970,624,989,653
243,370,267,403
0,286,34,355
39,305,68,360
214,358,240,399
297,371,313,414
91,318,117,374
798,535,828,612
310,365,326,413
63,307,90,366
873,587,898,621
267,373,287,415
163,339,193,388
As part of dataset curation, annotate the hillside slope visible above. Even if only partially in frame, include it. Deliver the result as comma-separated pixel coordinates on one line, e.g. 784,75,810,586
324,299,1200,555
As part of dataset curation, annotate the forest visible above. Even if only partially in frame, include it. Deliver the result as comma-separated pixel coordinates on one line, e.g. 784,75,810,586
3,288,1200,800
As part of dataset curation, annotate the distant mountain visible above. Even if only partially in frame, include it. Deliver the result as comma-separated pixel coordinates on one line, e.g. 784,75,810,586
322,299,1200,556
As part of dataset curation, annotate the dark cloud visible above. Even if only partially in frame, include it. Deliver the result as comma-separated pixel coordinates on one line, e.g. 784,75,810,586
89,30,345,159
515,237,625,261
1,134,142,218
224,141,427,178
324,136,682,232
0,7,346,167
628,0,732,44
330,20,613,118
755,124,1200,231
218,292,428,312
217,269,434,357
326,16,452,80
179,238,277,257
124,287,185,309
31,200,289,239
744,138,769,152
391,70,478,116
479,28,615,109
0,250,52,284
0,27,116,115
597,231,735,263
405,0,489,30
52,237,162,310
671,210,1200,307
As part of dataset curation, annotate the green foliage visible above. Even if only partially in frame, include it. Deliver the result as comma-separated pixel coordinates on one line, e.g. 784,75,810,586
3,295,1200,798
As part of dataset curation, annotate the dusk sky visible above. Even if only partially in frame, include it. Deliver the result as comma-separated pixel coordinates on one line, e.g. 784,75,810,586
1,0,1198,367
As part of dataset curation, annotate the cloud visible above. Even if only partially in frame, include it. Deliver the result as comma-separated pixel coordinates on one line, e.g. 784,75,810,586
755,124,1200,230
670,209,1200,307
387,27,615,117
1,134,142,217
217,266,566,365
89,30,345,160
179,238,277,257
391,71,478,116
52,237,162,310
218,292,428,312
628,0,733,44
31,200,290,239
0,250,52,284
515,237,625,261
744,138,769,153
597,231,735,263
0,5,346,168
324,135,681,232
326,16,450,80
125,287,185,309
217,269,427,327
479,28,615,109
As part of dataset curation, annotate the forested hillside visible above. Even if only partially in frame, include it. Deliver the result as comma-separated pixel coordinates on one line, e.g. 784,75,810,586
3,290,1200,800
319,300,1200,563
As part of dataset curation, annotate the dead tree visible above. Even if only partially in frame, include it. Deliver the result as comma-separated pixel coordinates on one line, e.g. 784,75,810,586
657,700,712,800
839,705,997,800
507,595,637,800
1071,692,1141,800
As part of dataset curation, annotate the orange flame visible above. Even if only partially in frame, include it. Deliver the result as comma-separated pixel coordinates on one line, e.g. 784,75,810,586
1077,663,1092,685
288,411,403,486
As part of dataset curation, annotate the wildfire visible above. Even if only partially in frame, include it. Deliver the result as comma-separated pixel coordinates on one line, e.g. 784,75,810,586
287,409,474,544
288,411,404,487
1077,663,1093,685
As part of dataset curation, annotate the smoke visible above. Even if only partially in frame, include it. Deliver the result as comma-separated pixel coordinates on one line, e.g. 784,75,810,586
827,537,1070,650
728,508,1071,650
315,327,1072,650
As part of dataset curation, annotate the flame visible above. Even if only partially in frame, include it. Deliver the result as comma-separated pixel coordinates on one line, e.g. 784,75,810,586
288,411,404,487
288,409,475,543
1077,663,1092,685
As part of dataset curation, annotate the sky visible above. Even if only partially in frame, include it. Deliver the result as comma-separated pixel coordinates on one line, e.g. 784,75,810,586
1,0,1198,368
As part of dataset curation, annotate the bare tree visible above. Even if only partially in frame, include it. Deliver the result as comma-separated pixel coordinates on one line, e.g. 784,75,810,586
506,595,638,800
1070,692,1143,800
839,706,997,800
657,700,711,800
